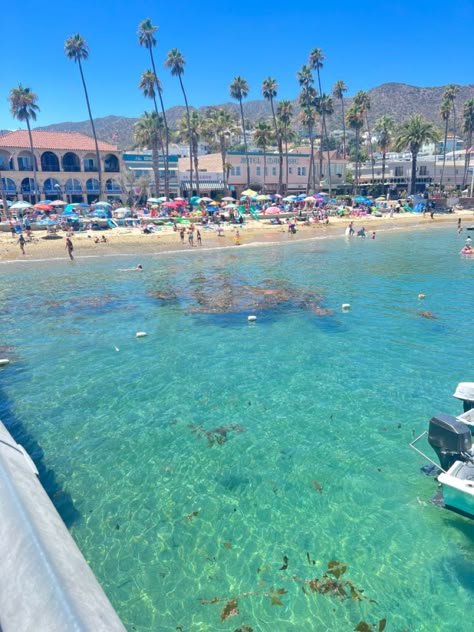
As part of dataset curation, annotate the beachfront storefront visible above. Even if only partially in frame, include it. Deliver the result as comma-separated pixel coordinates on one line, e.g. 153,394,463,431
122,152,180,197
0,131,122,204
193,151,349,196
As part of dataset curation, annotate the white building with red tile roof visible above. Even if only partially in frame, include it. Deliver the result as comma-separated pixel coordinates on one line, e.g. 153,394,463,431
0,130,122,203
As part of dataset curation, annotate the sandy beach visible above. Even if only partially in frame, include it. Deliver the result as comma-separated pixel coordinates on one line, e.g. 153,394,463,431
1,211,472,263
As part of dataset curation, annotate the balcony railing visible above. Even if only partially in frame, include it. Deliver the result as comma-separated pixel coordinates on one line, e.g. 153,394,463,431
84,166,98,172
63,166,81,172
104,166,120,173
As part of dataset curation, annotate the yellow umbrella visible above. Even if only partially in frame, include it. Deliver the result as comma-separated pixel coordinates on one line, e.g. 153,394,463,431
241,188,257,197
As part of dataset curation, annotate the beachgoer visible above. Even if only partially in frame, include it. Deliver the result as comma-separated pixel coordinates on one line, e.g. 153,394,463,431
179,228,185,244
101,235,107,243
17,234,26,254
430,210,434,220
188,229,194,246
94,237,100,244
10,223,15,238
196,229,202,246
357,227,366,238
136,264,143,270
372,232,376,240
234,230,241,245
65,237,74,260
349,221,355,236
466,236,472,245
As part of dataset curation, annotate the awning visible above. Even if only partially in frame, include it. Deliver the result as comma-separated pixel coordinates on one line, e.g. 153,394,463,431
181,180,225,191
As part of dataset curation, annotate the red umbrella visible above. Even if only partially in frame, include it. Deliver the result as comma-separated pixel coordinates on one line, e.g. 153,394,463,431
264,206,281,214
162,201,179,208
34,203,54,211
174,199,187,206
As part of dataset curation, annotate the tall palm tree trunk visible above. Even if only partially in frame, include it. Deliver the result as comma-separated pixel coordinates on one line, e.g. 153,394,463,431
366,114,375,186
440,117,449,189
382,152,386,196
341,96,346,158
263,152,267,191
323,116,332,195
284,130,289,194
193,139,200,196
462,129,472,189
0,170,9,218
410,151,418,195
269,97,283,194
239,99,250,186
452,105,457,191
25,119,39,203
77,59,103,200
151,143,160,196
149,51,170,199
219,138,227,191
355,129,360,194
178,74,194,196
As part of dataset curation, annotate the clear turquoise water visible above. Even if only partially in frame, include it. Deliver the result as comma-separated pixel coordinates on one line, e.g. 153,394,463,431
0,225,473,632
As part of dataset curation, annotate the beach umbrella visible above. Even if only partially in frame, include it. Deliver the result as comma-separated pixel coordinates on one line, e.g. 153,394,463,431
147,197,162,203
304,196,315,202
113,207,131,213
256,194,271,201
34,203,54,211
174,199,187,206
78,202,91,209
50,200,67,207
95,201,112,208
64,204,79,213
283,196,296,201
10,201,33,210
61,212,80,220
162,201,179,208
224,203,237,209
222,196,235,202
89,209,109,218
200,196,213,202
0,199,12,207
190,195,201,205
241,188,257,197
274,194,283,198
265,206,281,214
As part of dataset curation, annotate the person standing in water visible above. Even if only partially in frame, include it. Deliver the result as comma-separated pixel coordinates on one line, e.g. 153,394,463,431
65,237,74,260
17,234,26,255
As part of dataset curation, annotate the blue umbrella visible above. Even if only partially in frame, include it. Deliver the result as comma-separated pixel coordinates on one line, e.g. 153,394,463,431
78,202,90,208
89,209,109,218
61,213,80,220
37,218,58,226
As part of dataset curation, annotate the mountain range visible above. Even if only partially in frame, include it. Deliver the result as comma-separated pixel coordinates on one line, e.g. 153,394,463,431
19,82,474,150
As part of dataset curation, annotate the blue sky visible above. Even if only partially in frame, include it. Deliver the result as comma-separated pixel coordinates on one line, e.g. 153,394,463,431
1,0,473,129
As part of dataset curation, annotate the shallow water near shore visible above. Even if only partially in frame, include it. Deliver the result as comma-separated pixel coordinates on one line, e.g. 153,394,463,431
1,225,473,631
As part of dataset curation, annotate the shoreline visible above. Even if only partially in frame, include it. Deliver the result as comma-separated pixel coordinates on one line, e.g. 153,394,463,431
1,211,472,265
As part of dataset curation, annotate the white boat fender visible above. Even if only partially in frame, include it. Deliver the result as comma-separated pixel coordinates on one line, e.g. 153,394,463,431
418,293,426,300
342,304,351,311
0,358,10,367
136,332,147,338
248,315,257,322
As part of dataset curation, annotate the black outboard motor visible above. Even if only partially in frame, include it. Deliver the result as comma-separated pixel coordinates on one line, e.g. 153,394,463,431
428,413,472,470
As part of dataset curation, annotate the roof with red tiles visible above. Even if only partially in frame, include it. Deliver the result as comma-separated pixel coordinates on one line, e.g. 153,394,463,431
0,130,118,152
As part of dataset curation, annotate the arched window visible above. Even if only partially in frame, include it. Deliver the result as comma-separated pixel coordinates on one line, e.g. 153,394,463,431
65,178,82,193
1,177,16,193
104,154,119,172
18,151,37,171
105,178,121,192
44,178,61,194
21,177,36,193
41,151,60,172
86,178,100,192
0,150,14,171
83,153,98,172
62,152,81,172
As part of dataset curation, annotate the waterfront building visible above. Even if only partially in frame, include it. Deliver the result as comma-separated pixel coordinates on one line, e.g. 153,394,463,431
0,130,122,203
184,151,349,197
122,151,180,196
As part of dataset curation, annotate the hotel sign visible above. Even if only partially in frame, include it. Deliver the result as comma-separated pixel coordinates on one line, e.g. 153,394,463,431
240,156,299,165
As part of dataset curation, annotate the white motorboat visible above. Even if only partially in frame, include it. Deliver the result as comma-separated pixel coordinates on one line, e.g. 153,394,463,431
410,382,474,519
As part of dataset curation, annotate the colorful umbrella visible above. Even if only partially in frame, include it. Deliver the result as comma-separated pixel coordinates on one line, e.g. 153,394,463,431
11,201,33,210
50,200,67,207
34,203,54,211
265,206,281,214
222,196,235,202
241,188,257,197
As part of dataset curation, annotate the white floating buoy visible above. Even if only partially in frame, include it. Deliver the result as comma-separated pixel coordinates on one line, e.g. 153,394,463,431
248,315,257,322
418,293,426,300
0,359,10,367
342,304,351,311
114,346,120,352
136,332,147,338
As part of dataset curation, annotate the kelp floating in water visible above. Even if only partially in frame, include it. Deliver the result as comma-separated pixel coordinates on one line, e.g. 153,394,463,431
303,560,376,603
355,620,387,632
188,423,245,447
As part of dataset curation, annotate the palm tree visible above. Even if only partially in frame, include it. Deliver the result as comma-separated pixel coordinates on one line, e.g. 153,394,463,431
137,18,170,198
345,104,364,193
254,120,274,191
316,94,334,194
178,111,204,196
374,115,395,196
230,76,250,187
262,77,283,194
353,91,375,186
202,108,239,191
65,34,103,199
134,111,164,197
309,49,328,189
439,99,451,190
277,100,294,193
394,115,441,195
166,48,194,195
0,171,9,218
462,98,474,189
443,84,460,189
139,70,168,185
297,64,317,193
332,80,347,157
8,84,40,202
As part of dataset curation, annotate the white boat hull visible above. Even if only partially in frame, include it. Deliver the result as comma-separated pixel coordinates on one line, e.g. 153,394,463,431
438,461,474,518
